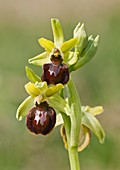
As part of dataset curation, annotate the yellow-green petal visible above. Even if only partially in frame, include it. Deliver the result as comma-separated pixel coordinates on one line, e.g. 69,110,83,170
25,82,41,97
60,38,78,54
45,83,64,97
38,38,55,52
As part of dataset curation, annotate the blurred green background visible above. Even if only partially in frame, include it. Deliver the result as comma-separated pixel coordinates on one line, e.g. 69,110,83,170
0,0,120,170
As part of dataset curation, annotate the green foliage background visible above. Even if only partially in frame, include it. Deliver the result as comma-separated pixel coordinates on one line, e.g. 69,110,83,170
0,0,120,170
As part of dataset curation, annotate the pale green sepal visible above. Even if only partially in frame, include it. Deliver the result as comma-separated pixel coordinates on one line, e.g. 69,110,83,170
25,82,41,97
55,113,64,127
82,111,105,143
45,83,64,97
51,18,64,47
25,66,41,83
60,38,78,54
28,52,50,66
82,106,104,116
74,23,88,55
16,96,34,121
47,94,69,115
38,38,55,52
64,52,78,66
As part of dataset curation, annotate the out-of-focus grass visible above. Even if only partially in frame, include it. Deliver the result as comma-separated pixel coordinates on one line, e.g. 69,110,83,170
0,12,120,170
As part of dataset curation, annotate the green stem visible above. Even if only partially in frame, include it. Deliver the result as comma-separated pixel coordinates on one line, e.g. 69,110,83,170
61,79,81,170
62,113,80,170
68,146,80,170
61,112,71,145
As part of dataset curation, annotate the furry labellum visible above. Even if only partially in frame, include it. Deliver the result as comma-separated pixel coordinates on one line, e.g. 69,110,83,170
41,53,69,85
26,101,56,135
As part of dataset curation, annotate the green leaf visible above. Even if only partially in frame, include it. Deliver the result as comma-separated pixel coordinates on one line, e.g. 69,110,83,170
28,52,50,66
51,18,64,47
47,94,68,114
82,111,105,143
25,82,41,97
16,96,34,121
64,52,78,66
25,66,41,83
74,23,88,55
66,79,81,147
45,83,64,97
38,38,55,52
66,79,81,109
60,38,78,54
